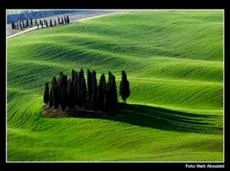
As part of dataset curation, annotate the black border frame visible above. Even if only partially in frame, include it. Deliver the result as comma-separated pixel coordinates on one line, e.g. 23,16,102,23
1,1,228,170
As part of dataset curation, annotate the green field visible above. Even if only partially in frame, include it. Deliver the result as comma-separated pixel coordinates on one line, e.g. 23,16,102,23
7,11,224,161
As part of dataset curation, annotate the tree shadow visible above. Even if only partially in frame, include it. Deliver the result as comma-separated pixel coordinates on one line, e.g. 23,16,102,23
56,104,222,134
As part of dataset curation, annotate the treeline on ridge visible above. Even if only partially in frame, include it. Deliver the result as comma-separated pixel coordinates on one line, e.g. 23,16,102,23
43,69,130,116
11,15,70,30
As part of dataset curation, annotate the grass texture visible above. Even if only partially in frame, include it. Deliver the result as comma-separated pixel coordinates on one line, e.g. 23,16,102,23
7,10,223,161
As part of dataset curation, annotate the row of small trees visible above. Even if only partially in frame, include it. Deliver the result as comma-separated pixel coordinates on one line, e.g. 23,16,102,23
11,16,70,30
43,69,130,115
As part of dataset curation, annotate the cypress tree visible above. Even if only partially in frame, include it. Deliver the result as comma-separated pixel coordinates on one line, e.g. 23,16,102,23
119,71,130,103
110,75,118,115
16,22,19,29
58,17,60,24
73,71,79,106
71,69,77,105
17,21,20,29
49,88,53,107
78,69,86,107
67,79,75,108
46,20,49,28
43,82,49,104
111,75,118,107
77,70,82,106
26,19,29,27
64,16,67,24
72,69,75,82
51,76,59,109
104,87,110,114
57,72,64,107
39,20,43,28
23,20,26,28
91,70,97,110
50,19,53,27
57,72,67,110
22,20,24,28
108,71,113,84
35,19,38,28
30,18,33,26
98,73,106,110
60,83,67,110
81,70,87,107
87,69,92,103
67,16,70,24
11,23,14,29
15,22,18,29
57,72,64,88
104,72,118,114
20,21,23,30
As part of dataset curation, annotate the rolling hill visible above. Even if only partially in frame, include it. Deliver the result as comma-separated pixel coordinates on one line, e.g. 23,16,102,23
7,10,224,161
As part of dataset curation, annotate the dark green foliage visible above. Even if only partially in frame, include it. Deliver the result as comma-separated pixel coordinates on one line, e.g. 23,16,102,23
49,88,53,107
50,19,53,27
39,20,43,28
98,73,106,110
43,82,49,104
91,71,97,110
119,71,130,103
20,21,23,30
77,70,82,106
54,19,57,26
26,19,29,27
35,19,38,28
45,20,49,28
105,72,118,115
22,21,24,28
11,23,14,29
67,16,70,23
87,69,92,102
104,87,110,112
45,69,128,115
14,22,17,29
78,69,86,106
58,17,61,24
64,16,67,24
81,70,87,106
72,69,75,82
59,73,68,110
111,75,118,108
108,71,113,84
30,18,33,26
16,22,19,29
57,72,64,88
23,20,26,28
51,76,57,89
60,84,67,110
67,79,75,108
73,71,79,106
91,92,97,110
43,20,45,28
51,76,59,109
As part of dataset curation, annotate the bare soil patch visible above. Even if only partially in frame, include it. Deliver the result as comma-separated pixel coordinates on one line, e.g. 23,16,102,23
41,105,106,118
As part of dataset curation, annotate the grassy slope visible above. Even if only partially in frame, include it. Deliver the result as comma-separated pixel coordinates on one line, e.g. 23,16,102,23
7,11,223,161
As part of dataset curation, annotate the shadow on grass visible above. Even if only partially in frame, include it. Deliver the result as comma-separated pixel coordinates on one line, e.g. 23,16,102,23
65,103,222,134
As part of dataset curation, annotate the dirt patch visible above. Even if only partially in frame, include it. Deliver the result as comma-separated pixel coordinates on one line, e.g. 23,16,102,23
41,105,106,118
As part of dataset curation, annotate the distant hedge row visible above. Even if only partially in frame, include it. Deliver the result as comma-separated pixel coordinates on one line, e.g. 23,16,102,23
11,16,70,30
43,69,130,115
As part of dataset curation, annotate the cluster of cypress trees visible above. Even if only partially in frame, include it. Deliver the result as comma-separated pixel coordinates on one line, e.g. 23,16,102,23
43,69,130,115
11,16,70,30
